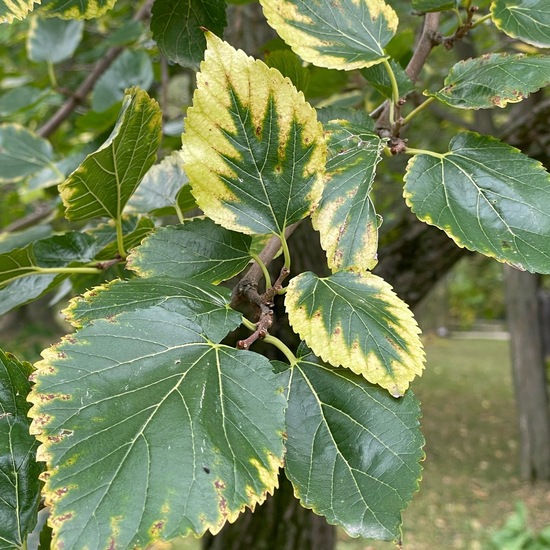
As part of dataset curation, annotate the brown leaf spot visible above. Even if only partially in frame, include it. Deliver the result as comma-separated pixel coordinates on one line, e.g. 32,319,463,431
214,479,226,490
108,537,116,550
333,327,341,335
51,512,73,526
57,352,67,359
219,497,228,518
255,125,262,136
150,520,165,536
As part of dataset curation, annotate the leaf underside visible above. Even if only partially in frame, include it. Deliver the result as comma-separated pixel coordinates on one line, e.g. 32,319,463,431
259,0,398,70
28,307,286,550
284,350,424,540
181,32,326,236
285,271,425,397
404,132,550,274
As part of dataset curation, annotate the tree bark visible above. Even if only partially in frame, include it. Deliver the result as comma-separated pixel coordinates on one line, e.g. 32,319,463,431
504,267,550,481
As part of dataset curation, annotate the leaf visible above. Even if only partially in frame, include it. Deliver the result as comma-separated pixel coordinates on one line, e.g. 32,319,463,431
126,151,191,215
361,60,415,100
312,109,384,272
0,350,43,548
60,87,162,222
0,232,96,287
264,49,311,94
36,0,117,19
404,132,550,273
27,16,84,63
91,51,154,112
127,219,252,284
0,86,52,117
151,0,227,70
491,0,550,48
0,275,58,315
411,0,456,12
181,32,326,236
428,53,550,109
284,349,423,540
65,277,242,342
0,0,37,23
28,307,286,549
92,217,155,261
285,271,424,396
258,0,398,70
0,123,53,183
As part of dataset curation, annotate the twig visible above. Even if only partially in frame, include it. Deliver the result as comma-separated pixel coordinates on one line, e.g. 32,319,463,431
37,0,154,139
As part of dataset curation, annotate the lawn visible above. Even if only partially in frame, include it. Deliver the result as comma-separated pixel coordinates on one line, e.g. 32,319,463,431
6,329,550,549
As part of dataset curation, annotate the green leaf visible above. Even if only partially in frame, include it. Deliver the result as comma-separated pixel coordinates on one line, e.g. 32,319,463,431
36,0,116,19
428,53,550,109
0,350,43,548
285,271,425,396
65,277,242,342
28,307,286,548
361,60,415,100
0,123,53,183
0,86,52,117
60,87,162,222
127,218,252,284
491,0,550,48
181,33,326,236
404,132,550,273
264,49,311,94
91,50,154,112
0,232,96,287
259,0,398,70
90,216,155,261
27,16,84,63
0,275,58,315
151,0,227,70
126,151,190,215
412,0,456,12
312,109,384,272
284,349,423,540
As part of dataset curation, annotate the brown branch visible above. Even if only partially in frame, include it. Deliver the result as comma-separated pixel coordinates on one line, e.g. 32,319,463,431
37,0,154,139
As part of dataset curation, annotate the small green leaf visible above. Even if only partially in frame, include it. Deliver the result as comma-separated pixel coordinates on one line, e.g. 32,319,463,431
36,0,116,19
0,86,52,117
66,277,242,342
60,87,162,221
126,152,190,215
361,60,415,100
285,271,425,397
0,275,58,315
28,307,286,549
0,0,37,23
429,53,550,109
181,32,326,236
265,49,311,94
491,0,550,48
0,123,53,183
92,216,155,260
91,51,154,112
27,16,84,63
151,0,227,69
284,350,423,540
312,109,384,272
259,0,398,70
127,218,252,284
412,0,456,12
0,349,43,548
404,132,550,273
0,232,96,287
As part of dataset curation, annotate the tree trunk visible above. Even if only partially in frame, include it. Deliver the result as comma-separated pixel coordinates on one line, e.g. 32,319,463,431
504,267,550,481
